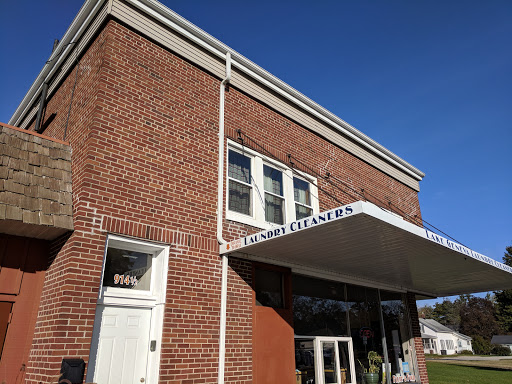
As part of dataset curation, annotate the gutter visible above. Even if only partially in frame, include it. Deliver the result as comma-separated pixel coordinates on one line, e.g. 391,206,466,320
9,0,425,181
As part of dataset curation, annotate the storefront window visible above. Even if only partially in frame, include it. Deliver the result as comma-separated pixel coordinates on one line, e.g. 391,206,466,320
292,275,348,336
255,267,284,308
291,274,418,383
380,291,416,382
346,284,384,383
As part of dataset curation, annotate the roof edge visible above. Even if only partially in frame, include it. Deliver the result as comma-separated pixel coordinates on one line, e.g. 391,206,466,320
8,0,105,128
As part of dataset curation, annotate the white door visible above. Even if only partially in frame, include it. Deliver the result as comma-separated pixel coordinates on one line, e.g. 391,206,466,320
90,305,152,384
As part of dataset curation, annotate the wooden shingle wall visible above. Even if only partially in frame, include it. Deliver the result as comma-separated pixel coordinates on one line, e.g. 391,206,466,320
0,123,73,239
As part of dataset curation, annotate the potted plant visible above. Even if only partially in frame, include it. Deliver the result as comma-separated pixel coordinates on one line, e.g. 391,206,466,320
358,351,382,384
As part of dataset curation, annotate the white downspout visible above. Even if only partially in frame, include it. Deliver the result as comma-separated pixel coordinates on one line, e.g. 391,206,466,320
217,51,231,384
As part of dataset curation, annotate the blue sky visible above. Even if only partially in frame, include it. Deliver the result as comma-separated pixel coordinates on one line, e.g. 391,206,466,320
1,1,511,304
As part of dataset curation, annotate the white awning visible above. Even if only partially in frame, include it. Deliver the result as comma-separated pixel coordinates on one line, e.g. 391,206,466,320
221,201,512,298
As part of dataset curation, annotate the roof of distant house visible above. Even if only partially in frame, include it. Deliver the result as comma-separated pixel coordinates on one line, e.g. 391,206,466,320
419,319,472,340
453,332,472,341
419,318,454,333
491,335,512,345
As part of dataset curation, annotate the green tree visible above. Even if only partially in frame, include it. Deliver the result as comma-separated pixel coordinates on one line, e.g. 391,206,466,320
472,335,492,355
417,304,434,319
459,296,501,341
494,245,512,333
432,299,462,329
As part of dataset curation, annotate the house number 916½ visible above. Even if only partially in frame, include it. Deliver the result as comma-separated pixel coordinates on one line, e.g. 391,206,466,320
113,274,138,286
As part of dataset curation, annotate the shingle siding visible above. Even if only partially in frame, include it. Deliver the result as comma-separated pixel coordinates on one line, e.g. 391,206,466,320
0,123,72,238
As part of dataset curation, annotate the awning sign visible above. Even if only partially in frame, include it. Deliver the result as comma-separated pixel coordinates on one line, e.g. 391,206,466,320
223,204,356,253
425,229,512,274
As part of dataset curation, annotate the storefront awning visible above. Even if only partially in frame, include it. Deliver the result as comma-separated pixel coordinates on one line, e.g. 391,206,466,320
220,201,512,298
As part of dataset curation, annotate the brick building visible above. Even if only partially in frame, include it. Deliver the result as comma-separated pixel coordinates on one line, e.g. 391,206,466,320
2,1,512,383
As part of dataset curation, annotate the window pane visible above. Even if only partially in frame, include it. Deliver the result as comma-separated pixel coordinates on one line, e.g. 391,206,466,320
292,274,348,337
295,339,316,384
264,165,283,195
380,290,416,379
346,285,384,379
228,150,251,184
103,248,152,290
338,341,352,384
294,177,310,205
322,341,338,384
229,180,252,215
255,268,284,308
265,193,284,224
296,204,313,220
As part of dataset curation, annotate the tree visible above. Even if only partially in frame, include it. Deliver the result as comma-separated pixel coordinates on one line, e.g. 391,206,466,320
459,296,502,341
431,299,462,329
417,305,434,319
495,245,512,333
472,335,492,355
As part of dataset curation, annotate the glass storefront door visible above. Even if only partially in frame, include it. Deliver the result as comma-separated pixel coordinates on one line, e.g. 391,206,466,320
295,336,356,384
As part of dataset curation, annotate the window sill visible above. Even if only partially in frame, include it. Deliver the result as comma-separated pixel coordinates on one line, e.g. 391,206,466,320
226,210,287,230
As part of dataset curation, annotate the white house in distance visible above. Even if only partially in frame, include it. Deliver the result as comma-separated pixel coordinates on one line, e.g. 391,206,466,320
491,335,512,352
420,318,473,355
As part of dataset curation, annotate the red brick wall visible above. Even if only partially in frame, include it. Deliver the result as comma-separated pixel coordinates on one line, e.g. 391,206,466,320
407,292,429,384
221,89,422,242
22,20,231,383
19,17,422,383
23,23,110,383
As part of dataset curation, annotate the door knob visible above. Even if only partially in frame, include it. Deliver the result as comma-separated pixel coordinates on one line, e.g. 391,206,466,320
140,379,145,383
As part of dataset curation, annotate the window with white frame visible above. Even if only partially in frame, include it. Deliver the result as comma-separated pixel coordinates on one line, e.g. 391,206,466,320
263,164,285,225
228,150,252,216
293,177,312,220
226,141,318,229
99,235,169,304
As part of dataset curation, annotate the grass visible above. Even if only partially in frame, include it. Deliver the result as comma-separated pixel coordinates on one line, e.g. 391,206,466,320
427,361,512,384
435,359,512,370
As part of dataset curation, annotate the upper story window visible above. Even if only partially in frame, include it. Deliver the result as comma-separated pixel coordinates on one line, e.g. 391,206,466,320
226,140,319,229
294,177,312,220
264,165,285,225
228,150,252,216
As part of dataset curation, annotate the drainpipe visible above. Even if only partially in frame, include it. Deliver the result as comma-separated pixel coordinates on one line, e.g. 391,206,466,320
217,51,231,384
34,39,60,133
34,82,49,132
